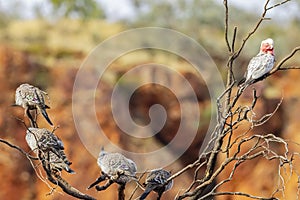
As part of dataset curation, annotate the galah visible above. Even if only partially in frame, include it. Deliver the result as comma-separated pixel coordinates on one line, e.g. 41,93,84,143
240,38,275,87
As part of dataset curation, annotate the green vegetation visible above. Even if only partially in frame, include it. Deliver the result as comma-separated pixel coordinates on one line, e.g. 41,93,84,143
0,1,299,66
49,0,105,19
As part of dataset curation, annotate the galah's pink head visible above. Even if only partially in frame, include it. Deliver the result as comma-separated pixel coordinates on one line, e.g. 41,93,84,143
260,38,274,55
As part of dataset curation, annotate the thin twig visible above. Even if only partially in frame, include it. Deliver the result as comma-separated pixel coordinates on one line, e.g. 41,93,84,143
231,26,237,52
271,46,300,74
223,0,231,52
266,0,291,10
129,171,148,200
234,0,271,59
0,138,38,160
210,191,278,200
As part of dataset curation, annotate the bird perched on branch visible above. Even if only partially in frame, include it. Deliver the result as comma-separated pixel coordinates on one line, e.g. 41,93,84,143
87,147,137,190
15,83,53,126
239,38,275,87
140,169,173,200
26,127,75,174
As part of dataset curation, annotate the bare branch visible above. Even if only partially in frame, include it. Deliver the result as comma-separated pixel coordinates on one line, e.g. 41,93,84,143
0,138,38,160
181,160,208,195
266,0,291,10
278,66,300,70
128,171,147,200
167,160,201,183
5,0,299,200
234,0,271,58
251,97,283,127
41,158,96,200
175,0,300,199
231,26,237,52
271,46,300,73
0,135,96,200
223,0,231,52
210,191,277,200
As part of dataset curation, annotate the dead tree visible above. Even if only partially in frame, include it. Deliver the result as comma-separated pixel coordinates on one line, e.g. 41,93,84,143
1,0,300,200
166,0,300,199
1,102,95,199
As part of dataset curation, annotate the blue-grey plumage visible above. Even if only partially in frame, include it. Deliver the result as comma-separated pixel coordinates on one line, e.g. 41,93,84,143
88,148,137,190
15,83,53,126
26,128,74,174
140,169,173,200
97,148,137,184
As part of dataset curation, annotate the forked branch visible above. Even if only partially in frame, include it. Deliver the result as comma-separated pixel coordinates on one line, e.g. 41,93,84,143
0,137,96,200
175,0,300,199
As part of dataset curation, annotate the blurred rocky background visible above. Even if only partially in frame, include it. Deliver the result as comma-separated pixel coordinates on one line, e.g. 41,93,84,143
0,0,300,199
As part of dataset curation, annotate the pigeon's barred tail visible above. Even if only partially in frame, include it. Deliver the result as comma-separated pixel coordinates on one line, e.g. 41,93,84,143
65,166,76,174
39,105,53,126
87,174,107,189
139,185,154,200
47,151,75,174
55,148,72,165
139,191,151,200
48,146,73,166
